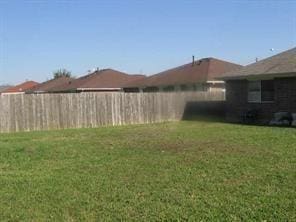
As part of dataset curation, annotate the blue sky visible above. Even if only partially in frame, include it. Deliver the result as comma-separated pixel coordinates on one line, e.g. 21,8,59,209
0,0,295,84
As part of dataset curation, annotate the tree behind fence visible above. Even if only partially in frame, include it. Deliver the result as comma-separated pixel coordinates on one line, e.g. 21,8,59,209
0,92,225,133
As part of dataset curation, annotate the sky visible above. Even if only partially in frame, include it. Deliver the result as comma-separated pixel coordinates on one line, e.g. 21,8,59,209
0,0,295,85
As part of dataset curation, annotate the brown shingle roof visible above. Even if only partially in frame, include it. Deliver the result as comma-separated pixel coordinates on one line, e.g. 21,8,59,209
2,81,39,94
220,47,296,80
124,58,242,88
26,76,75,93
53,69,145,92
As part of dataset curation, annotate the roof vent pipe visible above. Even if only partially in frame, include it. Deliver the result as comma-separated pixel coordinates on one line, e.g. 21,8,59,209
192,55,195,66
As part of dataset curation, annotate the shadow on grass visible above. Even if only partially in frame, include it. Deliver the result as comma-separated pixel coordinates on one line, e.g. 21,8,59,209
182,101,226,123
181,101,296,129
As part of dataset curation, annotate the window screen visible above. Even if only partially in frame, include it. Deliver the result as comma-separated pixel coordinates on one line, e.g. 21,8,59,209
261,80,274,102
248,81,261,102
248,80,274,103
163,86,175,92
180,84,191,91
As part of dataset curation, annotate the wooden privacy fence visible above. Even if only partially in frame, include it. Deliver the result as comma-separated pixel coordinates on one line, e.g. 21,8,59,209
0,92,225,133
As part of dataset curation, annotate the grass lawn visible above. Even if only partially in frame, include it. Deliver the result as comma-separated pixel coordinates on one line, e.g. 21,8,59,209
0,120,295,221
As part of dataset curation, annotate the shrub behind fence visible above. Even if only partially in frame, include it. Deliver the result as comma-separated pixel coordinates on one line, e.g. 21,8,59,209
0,92,225,133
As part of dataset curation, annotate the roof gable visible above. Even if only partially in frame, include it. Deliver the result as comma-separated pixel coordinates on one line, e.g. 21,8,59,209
27,76,75,93
125,58,242,87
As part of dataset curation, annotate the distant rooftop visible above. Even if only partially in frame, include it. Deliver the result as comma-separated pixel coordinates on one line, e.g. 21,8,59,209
0,85,13,93
26,76,75,93
124,57,242,88
1,81,39,94
52,69,145,92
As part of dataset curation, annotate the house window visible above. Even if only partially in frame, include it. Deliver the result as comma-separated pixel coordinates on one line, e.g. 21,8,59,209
143,87,159,92
248,81,261,102
248,80,274,103
193,84,207,92
261,80,275,102
124,87,140,93
180,84,190,91
163,85,175,92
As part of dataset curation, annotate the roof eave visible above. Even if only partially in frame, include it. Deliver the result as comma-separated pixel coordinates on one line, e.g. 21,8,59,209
77,88,122,91
219,72,296,81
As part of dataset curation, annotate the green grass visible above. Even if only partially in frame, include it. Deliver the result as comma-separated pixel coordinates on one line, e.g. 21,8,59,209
0,120,295,221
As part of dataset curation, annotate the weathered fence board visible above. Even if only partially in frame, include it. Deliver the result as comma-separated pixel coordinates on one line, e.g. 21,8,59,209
0,92,225,133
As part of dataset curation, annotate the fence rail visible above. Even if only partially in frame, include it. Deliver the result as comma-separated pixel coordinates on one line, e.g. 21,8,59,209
0,92,225,133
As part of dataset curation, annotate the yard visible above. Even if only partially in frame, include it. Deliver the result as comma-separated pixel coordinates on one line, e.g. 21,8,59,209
0,120,295,221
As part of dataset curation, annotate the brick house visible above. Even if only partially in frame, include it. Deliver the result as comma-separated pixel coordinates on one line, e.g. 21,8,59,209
123,57,242,93
220,47,296,124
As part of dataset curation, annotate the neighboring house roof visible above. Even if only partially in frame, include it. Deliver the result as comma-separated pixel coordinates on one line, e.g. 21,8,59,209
26,76,75,93
0,85,13,93
220,47,296,80
1,81,39,94
124,58,242,88
53,69,145,92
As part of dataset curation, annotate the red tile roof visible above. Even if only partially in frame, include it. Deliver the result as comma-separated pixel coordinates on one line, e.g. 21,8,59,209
2,81,39,94
0,85,12,93
53,69,145,92
26,76,75,93
124,58,242,88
